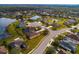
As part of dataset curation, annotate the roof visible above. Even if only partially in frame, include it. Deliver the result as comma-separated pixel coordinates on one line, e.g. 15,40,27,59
77,32,79,36
64,19,76,25
42,12,49,15
0,46,7,54
23,27,40,39
58,49,66,54
10,40,23,46
24,29,39,37
19,22,25,28
30,15,41,20
28,22,41,27
66,33,79,41
68,19,76,23
9,40,26,49
60,40,76,52
23,28,30,32
52,23,61,28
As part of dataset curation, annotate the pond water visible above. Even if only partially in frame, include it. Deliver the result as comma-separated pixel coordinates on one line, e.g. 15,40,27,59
0,18,16,34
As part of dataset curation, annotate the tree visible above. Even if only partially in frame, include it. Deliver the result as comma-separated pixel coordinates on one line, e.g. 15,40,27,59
51,41,59,49
46,46,56,54
2,41,7,47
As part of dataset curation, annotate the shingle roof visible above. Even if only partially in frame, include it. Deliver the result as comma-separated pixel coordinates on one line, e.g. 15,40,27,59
66,33,79,41
60,41,76,52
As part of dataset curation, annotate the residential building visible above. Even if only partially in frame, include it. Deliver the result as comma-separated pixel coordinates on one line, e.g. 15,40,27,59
30,15,41,20
23,27,41,39
0,46,8,54
9,40,27,49
59,33,79,53
64,19,76,25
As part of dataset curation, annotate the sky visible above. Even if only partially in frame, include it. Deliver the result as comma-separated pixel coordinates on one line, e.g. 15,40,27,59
0,0,79,4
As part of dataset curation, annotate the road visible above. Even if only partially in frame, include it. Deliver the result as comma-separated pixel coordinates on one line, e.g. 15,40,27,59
32,24,79,54
32,27,69,54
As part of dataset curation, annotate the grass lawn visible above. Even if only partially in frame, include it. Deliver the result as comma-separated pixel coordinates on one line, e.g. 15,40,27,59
51,18,68,30
51,25,67,30
76,45,79,54
5,27,45,54
71,29,79,33
45,46,56,54
21,32,47,53
0,35,18,45
0,20,47,54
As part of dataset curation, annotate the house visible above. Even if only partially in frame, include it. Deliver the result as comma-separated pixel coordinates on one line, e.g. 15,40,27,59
23,27,41,39
30,15,41,20
58,48,71,54
59,33,79,53
58,48,67,54
0,46,8,54
16,16,26,28
27,22,42,27
9,40,27,49
52,23,61,28
77,32,79,36
41,12,50,16
66,33,79,43
64,19,76,25
19,20,26,28
59,40,76,53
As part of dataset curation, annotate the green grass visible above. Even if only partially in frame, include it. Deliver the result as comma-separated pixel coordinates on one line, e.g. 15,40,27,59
45,46,56,54
0,19,47,54
21,32,47,53
76,45,79,54
51,25,67,30
6,26,45,54
0,35,17,45
0,21,20,45
71,29,79,33
51,18,68,30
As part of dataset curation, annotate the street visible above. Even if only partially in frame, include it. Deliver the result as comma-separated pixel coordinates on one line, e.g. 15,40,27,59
32,28,69,54
31,24,79,54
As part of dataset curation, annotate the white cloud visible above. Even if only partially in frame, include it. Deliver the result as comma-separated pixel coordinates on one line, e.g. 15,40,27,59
0,0,79,4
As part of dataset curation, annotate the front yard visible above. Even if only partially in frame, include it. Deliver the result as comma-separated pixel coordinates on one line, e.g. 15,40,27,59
22,32,47,53
4,21,48,54
76,45,79,54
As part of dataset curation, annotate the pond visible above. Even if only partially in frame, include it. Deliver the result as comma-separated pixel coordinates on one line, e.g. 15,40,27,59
0,18,16,39
0,18,16,27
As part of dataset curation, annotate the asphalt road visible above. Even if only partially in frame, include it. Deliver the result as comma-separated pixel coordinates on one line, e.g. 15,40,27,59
32,27,69,54
32,24,79,54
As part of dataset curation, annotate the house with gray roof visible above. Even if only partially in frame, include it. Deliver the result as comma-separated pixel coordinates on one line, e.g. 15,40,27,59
64,19,77,26
59,33,79,53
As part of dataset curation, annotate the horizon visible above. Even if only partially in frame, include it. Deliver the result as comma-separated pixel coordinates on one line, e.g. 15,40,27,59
0,4,79,8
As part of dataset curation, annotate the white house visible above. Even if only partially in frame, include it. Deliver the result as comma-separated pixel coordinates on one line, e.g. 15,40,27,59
30,15,41,20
